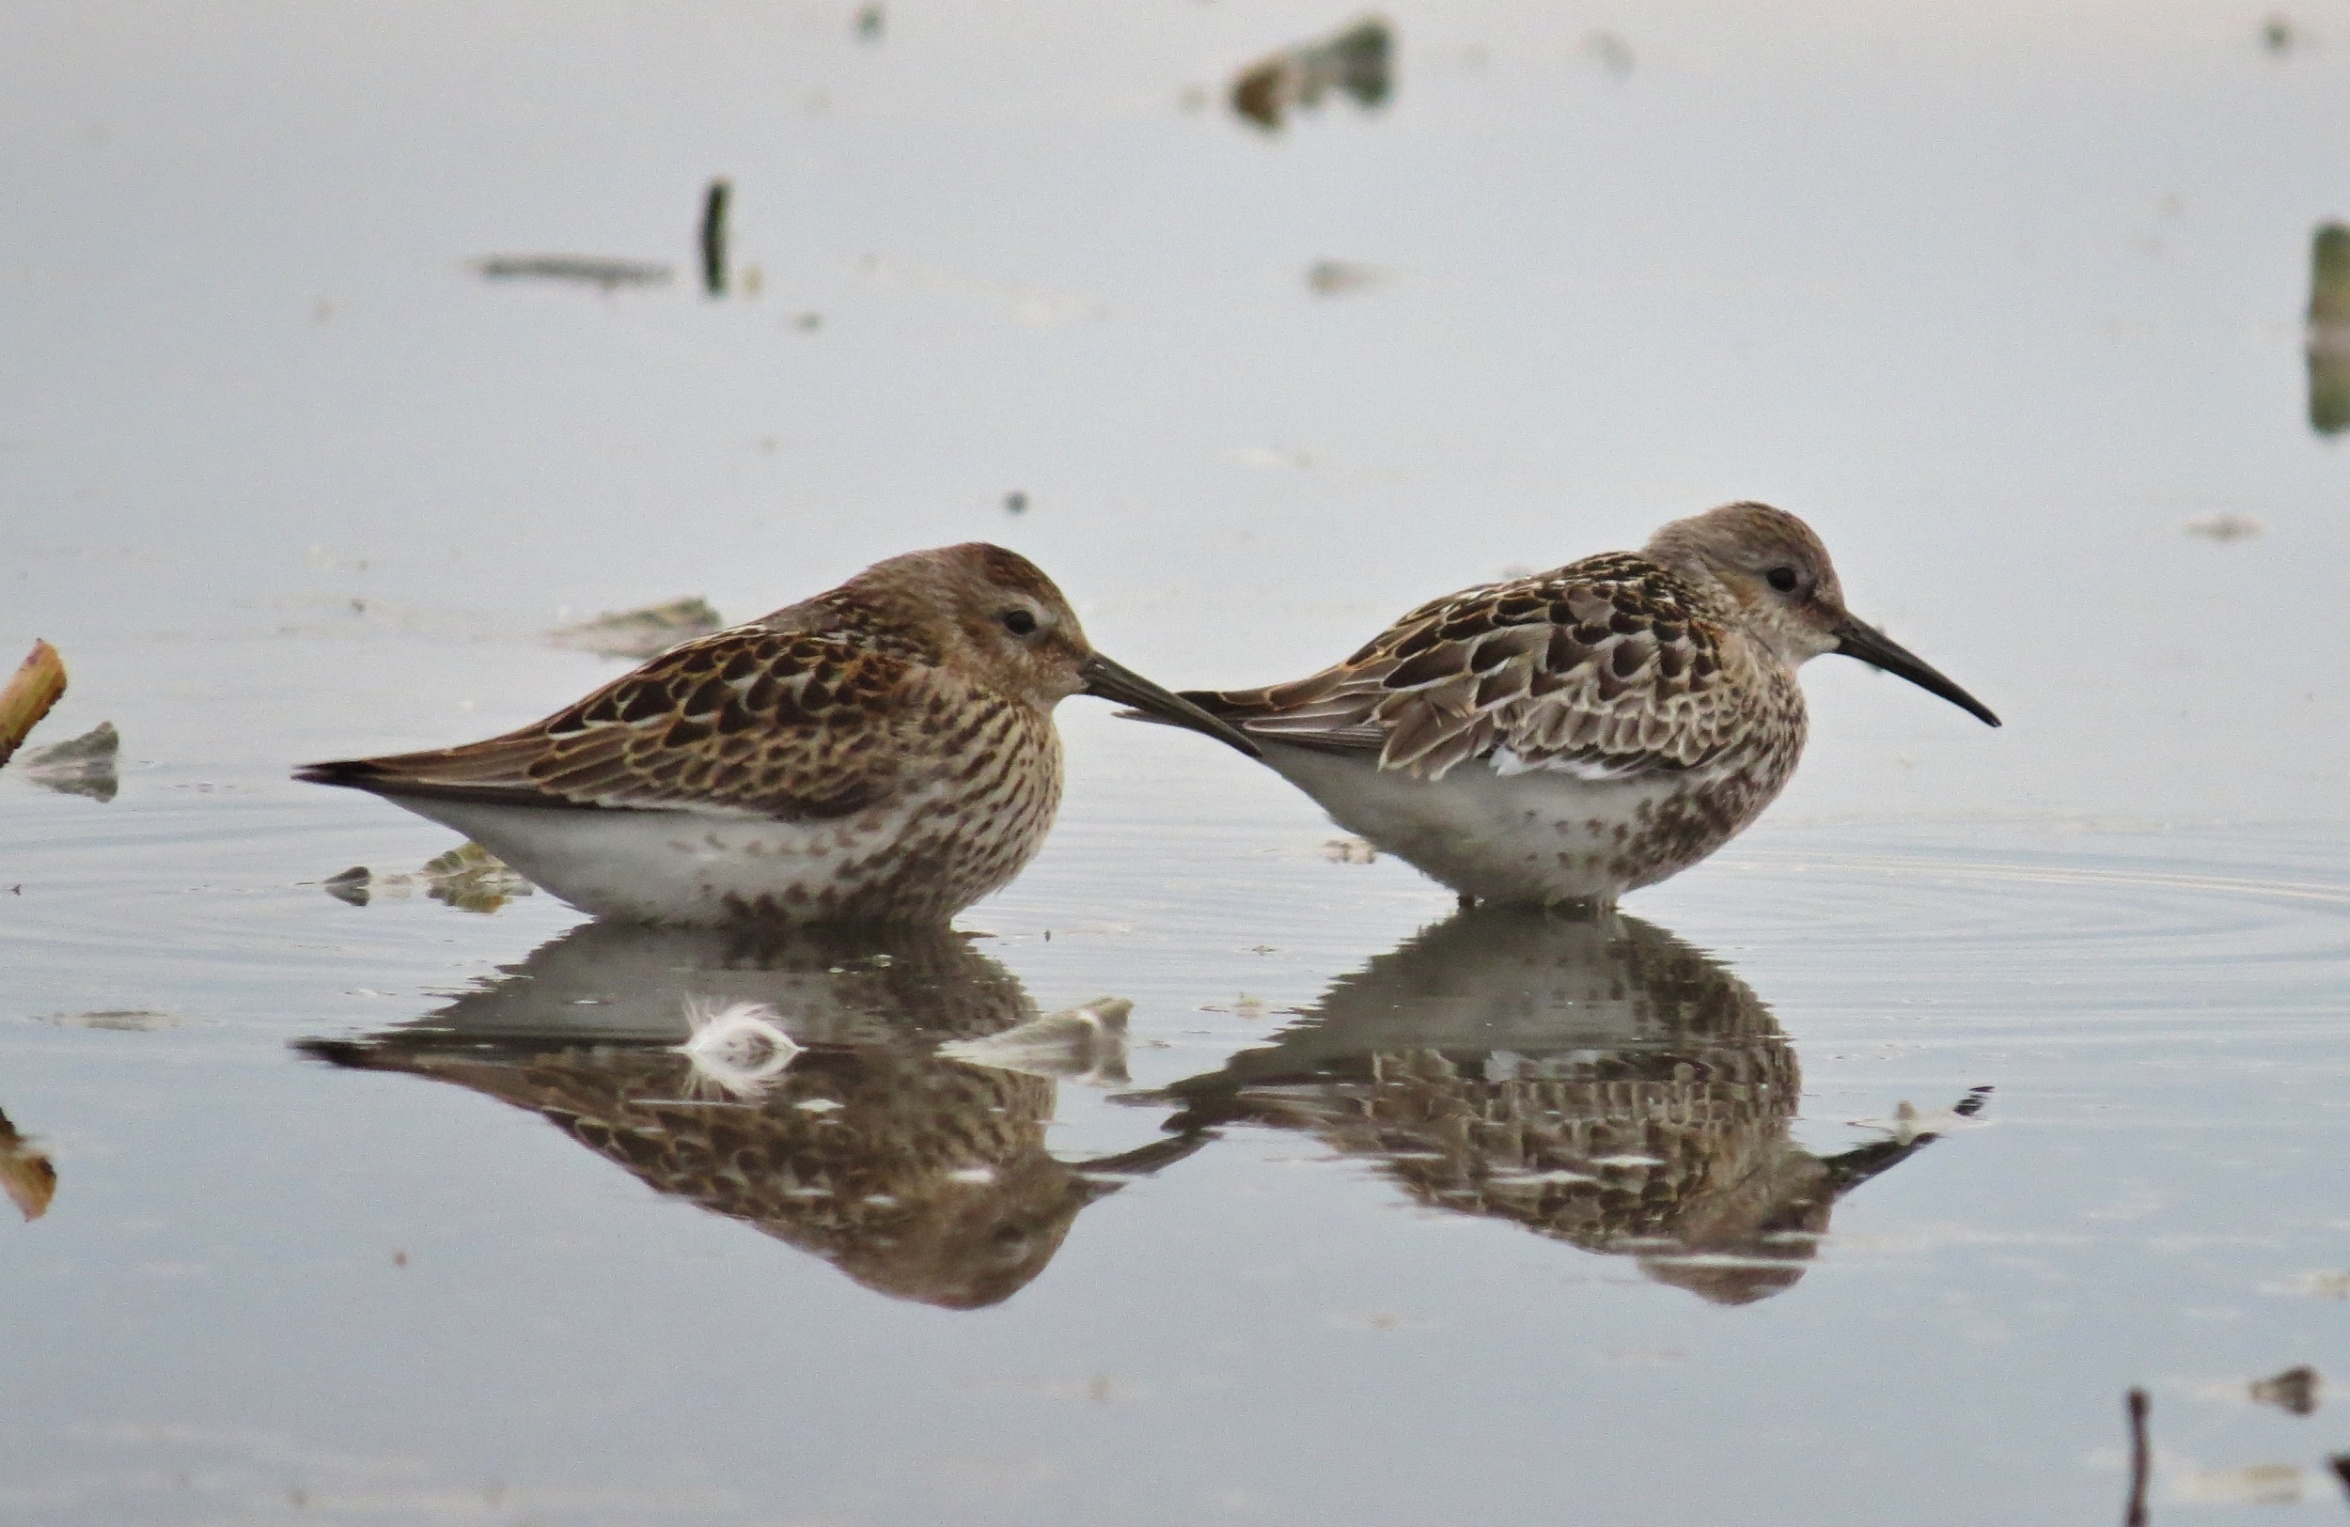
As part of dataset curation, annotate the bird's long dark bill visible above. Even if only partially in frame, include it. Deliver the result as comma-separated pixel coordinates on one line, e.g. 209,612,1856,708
1080,653,1261,757
1833,619,2002,728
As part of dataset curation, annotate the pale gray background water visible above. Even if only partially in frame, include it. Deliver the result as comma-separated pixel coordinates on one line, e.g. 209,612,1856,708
6,2,2350,1522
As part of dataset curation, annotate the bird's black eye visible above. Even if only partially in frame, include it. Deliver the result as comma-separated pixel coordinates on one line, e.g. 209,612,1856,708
1766,566,1800,593
1000,609,1038,637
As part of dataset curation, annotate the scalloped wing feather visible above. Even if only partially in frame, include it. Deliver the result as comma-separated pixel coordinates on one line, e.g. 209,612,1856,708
311,625,947,819
1195,553,1759,781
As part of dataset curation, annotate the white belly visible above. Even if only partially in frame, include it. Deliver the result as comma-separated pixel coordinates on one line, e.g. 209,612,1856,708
389,791,1026,926
1262,745,1773,908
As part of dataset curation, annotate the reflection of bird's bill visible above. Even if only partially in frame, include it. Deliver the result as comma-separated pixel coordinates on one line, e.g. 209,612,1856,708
1080,652,1261,757
1832,617,2001,727
1129,904,1974,1306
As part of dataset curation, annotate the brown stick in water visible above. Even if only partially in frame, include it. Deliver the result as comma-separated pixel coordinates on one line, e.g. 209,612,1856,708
0,641,66,769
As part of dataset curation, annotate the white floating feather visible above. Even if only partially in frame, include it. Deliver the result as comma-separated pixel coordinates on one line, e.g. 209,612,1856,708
675,999,801,1099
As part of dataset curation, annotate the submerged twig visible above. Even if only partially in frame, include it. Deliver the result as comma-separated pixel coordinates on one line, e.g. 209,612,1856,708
2308,223,2350,435
2125,1387,2151,1527
701,179,731,298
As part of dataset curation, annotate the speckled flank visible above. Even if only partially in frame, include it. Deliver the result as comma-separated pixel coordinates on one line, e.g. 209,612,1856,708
719,700,1063,924
297,543,1122,926
1157,907,1945,1306
319,1038,1092,1310
1182,502,1982,907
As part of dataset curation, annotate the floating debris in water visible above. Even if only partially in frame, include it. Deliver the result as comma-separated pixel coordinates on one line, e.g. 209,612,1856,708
0,1107,55,1222
549,597,723,659
1851,1086,1994,1144
21,720,119,802
0,641,67,770
700,178,730,298
1323,837,1377,863
2250,1364,2322,1415
473,255,673,290
2307,223,2350,434
420,843,532,912
676,999,802,1099
318,843,533,912
34,1008,178,1031
2169,1463,2304,1505
1579,30,1636,81
1305,259,1384,296
2185,513,2262,542
1231,15,1393,132
2309,223,2350,325
940,997,1131,1085
1325,1308,1434,1331
2265,1269,2350,1299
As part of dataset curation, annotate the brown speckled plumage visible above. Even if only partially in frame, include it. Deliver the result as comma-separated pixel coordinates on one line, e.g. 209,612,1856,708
1213,549,1792,781
1156,907,1964,1304
298,543,1254,925
301,922,1206,1308
1170,503,1998,907
320,1037,1103,1308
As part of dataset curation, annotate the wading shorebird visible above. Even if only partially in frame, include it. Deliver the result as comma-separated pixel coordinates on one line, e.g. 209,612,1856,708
1156,503,1998,908
299,543,1256,925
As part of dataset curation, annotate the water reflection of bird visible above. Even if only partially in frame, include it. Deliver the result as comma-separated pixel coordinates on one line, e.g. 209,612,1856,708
297,544,1252,925
1155,504,1998,908
299,922,1202,1309
1147,907,1976,1304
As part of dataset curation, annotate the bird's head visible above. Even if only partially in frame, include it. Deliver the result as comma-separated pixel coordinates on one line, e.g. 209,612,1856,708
1644,503,1999,727
847,544,1259,753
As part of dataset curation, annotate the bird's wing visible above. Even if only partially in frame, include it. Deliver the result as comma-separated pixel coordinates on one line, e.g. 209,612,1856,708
298,625,947,818
1190,553,1756,781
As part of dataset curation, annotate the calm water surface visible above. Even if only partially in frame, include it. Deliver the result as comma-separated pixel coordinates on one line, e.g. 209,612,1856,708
5,2,2350,1522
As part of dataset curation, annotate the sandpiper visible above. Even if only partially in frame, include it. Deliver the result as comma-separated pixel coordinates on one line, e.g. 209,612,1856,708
299,543,1256,925
1160,503,1998,907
